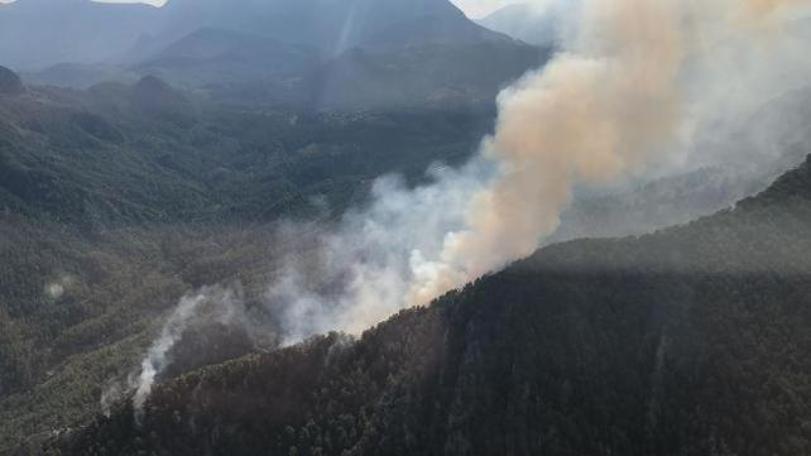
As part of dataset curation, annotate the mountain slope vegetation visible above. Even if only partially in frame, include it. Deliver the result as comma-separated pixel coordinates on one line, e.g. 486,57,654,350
0,74,495,451
47,155,811,455
0,76,492,226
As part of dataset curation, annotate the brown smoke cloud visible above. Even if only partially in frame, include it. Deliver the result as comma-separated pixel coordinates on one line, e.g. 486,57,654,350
747,0,805,15
406,0,810,305
252,0,811,346
116,0,811,413
407,0,684,304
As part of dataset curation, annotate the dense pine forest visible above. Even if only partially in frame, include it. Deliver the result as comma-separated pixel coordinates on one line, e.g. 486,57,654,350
0,71,494,451
3,0,811,454
43,155,811,455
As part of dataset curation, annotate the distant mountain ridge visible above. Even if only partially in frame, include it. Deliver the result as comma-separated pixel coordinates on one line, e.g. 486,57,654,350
476,2,561,46
3,0,544,110
0,0,514,70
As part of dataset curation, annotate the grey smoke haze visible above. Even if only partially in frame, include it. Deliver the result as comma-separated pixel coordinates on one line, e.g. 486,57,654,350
267,0,811,344
123,0,811,410
269,160,494,342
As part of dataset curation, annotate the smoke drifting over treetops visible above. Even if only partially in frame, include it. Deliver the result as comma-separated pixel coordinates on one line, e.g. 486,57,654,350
123,287,249,418
408,0,685,304
126,0,811,413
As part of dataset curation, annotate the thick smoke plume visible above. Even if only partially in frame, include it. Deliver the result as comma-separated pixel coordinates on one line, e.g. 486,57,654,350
410,0,811,304
408,0,685,304
269,0,810,345
125,0,811,410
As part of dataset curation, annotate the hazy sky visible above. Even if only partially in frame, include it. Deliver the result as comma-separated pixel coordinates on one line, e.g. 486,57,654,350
0,0,532,19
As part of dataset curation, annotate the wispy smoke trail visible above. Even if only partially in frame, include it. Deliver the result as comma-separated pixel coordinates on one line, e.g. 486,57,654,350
132,293,206,415
128,286,245,419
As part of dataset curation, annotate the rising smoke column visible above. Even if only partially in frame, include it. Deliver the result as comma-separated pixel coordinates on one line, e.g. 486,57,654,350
118,0,809,414
408,0,686,305
268,0,810,344
407,0,810,305
276,0,689,340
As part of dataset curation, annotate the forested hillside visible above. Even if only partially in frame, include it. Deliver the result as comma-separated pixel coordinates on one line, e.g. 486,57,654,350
1,0,809,454
0,74,494,451
0,74,492,225
47,155,811,455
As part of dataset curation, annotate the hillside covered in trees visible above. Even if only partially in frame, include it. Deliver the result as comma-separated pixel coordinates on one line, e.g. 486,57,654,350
44,154,811,455
0,72,495,451
4,0,811,454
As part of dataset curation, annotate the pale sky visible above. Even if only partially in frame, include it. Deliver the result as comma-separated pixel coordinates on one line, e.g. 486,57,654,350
0,0,532,19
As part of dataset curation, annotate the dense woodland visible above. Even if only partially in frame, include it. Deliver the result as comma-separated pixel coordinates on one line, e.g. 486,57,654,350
0,71,494,451
42,156,811,455
1,0,811,451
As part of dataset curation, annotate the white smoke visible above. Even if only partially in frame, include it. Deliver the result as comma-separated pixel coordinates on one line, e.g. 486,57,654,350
270,160,494,343
131,292,205,415
121,0,811,412
103,286,247,420
268,0,811,345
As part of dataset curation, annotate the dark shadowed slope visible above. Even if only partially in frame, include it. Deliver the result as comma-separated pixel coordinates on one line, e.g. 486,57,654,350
50,155,811,455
